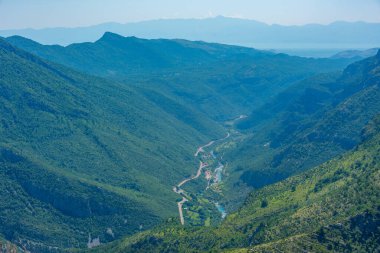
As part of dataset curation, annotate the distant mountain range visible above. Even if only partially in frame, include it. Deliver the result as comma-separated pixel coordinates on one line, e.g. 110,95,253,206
1,16,380,54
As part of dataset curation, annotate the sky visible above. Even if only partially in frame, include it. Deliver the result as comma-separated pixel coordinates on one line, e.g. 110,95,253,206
0,0,380,30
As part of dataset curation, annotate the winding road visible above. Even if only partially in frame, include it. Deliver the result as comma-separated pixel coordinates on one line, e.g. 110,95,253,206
177,161,208,188
177,197,188,225
173,132,230,225
194,141,215,157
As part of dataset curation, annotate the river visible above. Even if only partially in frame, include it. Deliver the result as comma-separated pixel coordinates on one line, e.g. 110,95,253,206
215,203,227,219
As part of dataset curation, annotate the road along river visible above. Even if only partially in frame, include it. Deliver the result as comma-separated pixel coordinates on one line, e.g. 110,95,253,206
173,132,230,225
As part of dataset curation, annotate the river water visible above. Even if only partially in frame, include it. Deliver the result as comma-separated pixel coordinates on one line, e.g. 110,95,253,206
213,162,227,219
215,202,227,219
214,163,224,183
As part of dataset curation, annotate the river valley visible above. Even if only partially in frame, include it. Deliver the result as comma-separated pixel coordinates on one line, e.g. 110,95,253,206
173,115,247,225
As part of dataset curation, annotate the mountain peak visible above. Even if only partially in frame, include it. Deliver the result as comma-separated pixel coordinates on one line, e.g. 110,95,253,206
99,31,124,41
97,32,140,44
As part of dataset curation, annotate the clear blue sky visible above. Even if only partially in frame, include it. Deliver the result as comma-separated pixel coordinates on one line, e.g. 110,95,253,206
1,0,380,29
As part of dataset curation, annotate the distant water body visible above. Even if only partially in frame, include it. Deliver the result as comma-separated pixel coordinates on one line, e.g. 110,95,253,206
236,43,380,58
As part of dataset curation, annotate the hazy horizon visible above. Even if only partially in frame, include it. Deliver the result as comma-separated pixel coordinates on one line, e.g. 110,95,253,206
2,15,380,31
1,0,380,30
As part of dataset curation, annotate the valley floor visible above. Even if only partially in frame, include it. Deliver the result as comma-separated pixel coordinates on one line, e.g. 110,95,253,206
172,116,249,227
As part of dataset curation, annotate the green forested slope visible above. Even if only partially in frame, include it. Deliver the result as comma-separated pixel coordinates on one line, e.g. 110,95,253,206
226,50,380,198
94,115,379,252
0,39,225,251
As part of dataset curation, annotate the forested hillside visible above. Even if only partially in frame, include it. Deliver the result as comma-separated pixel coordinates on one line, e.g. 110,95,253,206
93,114,379,252
223,49,380,206
0,38,225,251
1,0,380,252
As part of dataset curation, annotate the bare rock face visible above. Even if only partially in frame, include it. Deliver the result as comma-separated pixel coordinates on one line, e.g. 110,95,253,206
87,234,101,249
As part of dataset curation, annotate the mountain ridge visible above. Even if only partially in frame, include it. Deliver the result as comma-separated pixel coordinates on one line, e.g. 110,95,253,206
5,33,356,122
1,17,379,52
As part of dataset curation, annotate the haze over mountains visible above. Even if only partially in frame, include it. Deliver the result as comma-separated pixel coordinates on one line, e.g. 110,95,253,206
1,16,380,57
